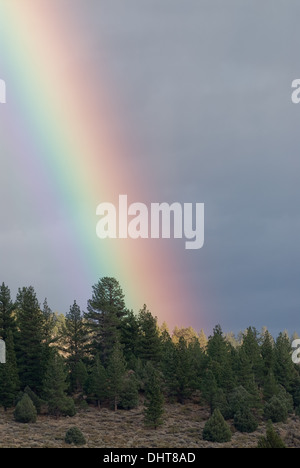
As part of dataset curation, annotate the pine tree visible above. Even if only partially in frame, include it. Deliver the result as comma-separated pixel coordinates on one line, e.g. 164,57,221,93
0,330,20,410
14,393,37,423
120,310,139,365
264,396,288,423
43,351,76,417
106,341,127,411
61,301,87,391
16,286,45,393
137,305,161,363
174,337,192,403
274,332,297,392
201,369,218,414
144,367,164,429
206,325,236,393
84,277,126,364
86,354,107,408
233,406,258,433
120,373,139,410
240,327,264,385
202,409,232,442
0,282,16,340
257,421,286,448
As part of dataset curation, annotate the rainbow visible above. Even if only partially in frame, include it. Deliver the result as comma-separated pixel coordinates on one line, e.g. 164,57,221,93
0,1,205,330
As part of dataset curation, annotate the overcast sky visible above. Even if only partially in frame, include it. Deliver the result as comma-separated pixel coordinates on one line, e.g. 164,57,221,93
1,0,300,337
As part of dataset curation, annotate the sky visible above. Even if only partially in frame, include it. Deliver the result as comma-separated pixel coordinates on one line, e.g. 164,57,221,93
0,0,300,337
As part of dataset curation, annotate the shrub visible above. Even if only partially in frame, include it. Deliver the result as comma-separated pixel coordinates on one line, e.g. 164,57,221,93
202,409,232,443
119,374,139,410
277,386,294,414
24,386,42,414
257,421,286,448
234,407,258,433
228,386,252,418
264,396,288,423
65,427,86,446
211,388,231,420
48,395,76,417
14,393,37,423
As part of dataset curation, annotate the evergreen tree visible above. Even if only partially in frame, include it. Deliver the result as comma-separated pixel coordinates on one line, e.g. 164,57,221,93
144,367,164,429
227,386,252,418
0,282,16,340
202,409,232,442
173,337,192,403
43,351,76,417
211,388,231,420
61,301,87,391
72,360,88,394
263,371,278,401
0,330,20,410
120,373,139,410
201,369,218,414
137,305,161,363
274,332,296,392
86,354,107,408
84,277,126,364
240,327,264,385
16,286,45,393
106,341,127,411
257,421,286,448
206,325,236,393
233,406,258,433
264,396,288,423
14,393,37,423
120,310,139,365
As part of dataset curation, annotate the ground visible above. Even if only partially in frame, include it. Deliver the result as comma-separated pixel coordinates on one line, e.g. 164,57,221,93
0,403,299,448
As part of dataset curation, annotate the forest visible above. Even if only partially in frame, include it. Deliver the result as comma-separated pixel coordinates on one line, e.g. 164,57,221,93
0,277,299,448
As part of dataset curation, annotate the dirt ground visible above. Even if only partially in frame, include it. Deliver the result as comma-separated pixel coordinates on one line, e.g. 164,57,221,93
0,403,299,448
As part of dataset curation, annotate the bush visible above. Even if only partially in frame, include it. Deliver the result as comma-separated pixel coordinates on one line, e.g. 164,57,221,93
65,427,86,446
14,393,37,423
119,374,139,410
202,409,232,443
234,407,258,433
257,421,286,448
24,386,42,414
211,388,231,420
277,386,294,414
48,396,76,417
228,386,252,418
264,396,288,423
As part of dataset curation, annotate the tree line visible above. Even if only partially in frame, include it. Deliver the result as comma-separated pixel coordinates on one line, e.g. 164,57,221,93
0,277,299,438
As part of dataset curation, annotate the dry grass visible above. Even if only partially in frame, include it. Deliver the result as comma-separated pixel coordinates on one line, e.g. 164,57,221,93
0,402,298,448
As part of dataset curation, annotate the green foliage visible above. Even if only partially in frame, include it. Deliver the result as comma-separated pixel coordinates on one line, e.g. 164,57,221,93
43,351,76,417
106,341,127,411
264,396,288,423
211,388,231,420
0,283,16,340
137,305,161,363
233,406,258,433
257,421,286,448
65,427,86,446
24,386,42,414
86,354,107,407
0,330,20,410
16,286,45,393
228,386,252,418
202,409,232,443
14,393,37,423
61,301,87,392
119,373,139,410
84,277,126,364
144,367,164,429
